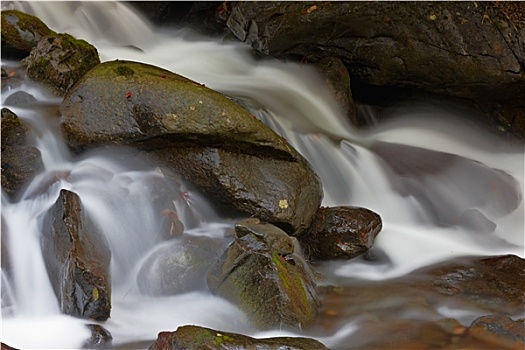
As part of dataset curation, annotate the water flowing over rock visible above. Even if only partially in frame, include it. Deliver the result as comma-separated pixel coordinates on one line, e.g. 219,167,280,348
1,108,43,198
60,60,323,233
468,314,525,349
0,9,55,59
42,190,111,321
136,234,230,296
207,218,319,330
21,33,100,95
148,325,329,350
223,2,525,139
300,206,383,260
226,2,524,100
316,254,525,349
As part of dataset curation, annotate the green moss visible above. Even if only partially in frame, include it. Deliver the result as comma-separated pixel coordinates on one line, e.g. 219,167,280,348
114,65,135,76
272,252,313,321
1,10,56,54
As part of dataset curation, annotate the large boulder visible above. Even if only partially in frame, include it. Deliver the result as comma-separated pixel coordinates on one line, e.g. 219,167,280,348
1,108,43,198
42,190,111,320
224,2,525,139
0,10,56,59
60,60,323,233
148,325,329,350
207,218,319,330
21,33,100,95
225,2,524,102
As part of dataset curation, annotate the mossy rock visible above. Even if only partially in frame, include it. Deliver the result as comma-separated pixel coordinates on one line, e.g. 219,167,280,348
207,219,318,330
61,60,323,233
22,33,100,95
149,325,329,350
1,9,56,59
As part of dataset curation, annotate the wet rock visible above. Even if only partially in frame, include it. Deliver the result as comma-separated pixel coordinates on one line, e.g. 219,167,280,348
61,60,323,233
136,234,230,296
42,190,112,321
1,10,56,59
21,33,100,95
82,324,113,349
207,218,318,330
300,206,382,260
315,57,358,127
226,2,524,101
148,325,329,350
468,314,525,349
1,108,43,198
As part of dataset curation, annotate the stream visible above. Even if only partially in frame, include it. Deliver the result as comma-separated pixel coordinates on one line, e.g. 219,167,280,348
1,2,524,349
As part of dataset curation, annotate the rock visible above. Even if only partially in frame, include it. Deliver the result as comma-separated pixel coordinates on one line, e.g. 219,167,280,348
148,325,329,350
468,314,525,349
315,57,358,127
42,190,111,321
1,10,56,59
136,234,229,296
21,33,100,95
226,2,524,101
300,206,382,260
207,218,318,330
82,324,113,349
224,2,525,139
1,343,18,350
1,108,43,198
60,60,323,233
372,142,522,232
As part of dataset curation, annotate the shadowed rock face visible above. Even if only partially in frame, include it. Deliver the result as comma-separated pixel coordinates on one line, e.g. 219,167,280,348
61,60,323,233
42,190,111,321
207,218,319,331
148,325,329,350
225,2,524,101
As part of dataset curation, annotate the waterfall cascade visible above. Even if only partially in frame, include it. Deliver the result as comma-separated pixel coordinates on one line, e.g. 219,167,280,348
2,2,523,349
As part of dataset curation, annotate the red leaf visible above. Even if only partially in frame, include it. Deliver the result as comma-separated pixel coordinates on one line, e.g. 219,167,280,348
125,91,132,99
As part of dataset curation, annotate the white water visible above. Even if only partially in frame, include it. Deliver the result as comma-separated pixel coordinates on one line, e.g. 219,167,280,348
1,2,524,349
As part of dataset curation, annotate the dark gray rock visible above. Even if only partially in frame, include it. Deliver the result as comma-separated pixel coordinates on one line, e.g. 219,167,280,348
42,190,111,320
300,206,382,260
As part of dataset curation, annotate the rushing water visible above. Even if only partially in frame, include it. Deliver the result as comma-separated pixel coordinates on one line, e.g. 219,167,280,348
1,2,524,349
